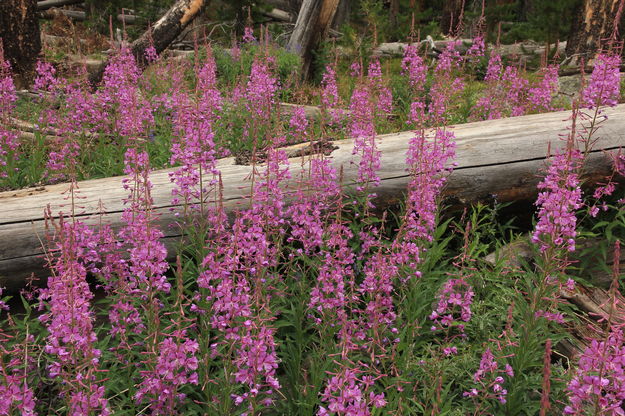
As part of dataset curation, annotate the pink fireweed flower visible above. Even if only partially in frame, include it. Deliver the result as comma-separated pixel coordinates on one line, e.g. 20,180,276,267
0,303,37,415
34,60,60,93
135,334,199,415
582,53,622,109
318,367,386,415
120,148,170,294
429,42,465,124
502,65,530,116
144,45,158,63
0,373,37,416
243,26,256,43
246,58,278,120
485,53,503,82
0,54,18,179
464,348,512,405
527,65,559,113
100,47,153,137
321,65,340,108
349,82,380,194
429,278,474,333
466,34,486,61
367,59,393,116
287,158,340,253
38,218,109,415
401,44,427,93
231,325,281,410
321,65,344,124
288,106,308,144
358,252,398,342
532,147,583,253
169,50,222,207
394,102,455,274
308,222,356,332
564,329,625,415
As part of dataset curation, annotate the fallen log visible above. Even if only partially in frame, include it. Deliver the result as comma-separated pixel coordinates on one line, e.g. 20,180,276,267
40,8,139,24
261,8,293,22
1,106,624,291
37,0,83,11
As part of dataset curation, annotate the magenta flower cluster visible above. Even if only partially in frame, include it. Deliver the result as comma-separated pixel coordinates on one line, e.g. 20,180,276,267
582,53,622,109
532,148,583,252
564,329,625,415
464,348,514,405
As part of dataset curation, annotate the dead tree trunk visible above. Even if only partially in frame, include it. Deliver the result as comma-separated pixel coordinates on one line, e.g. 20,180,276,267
566,0,624,63
287,0,340,81
440,0,465,36
88,0,206,87
0,0,41,89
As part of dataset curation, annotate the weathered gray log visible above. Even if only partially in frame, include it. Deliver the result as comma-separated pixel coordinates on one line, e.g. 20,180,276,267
88,0,206,87
1,106,624,291
37,0,83,11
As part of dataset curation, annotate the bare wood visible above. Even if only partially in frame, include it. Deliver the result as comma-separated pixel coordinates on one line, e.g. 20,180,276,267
1,106,625,290
88,0,206,87
37,0,83,10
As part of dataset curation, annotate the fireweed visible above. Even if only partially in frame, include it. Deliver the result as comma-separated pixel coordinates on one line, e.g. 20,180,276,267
0,50,18,181
39,214,109,415
0,289,37,415
2,33,624,416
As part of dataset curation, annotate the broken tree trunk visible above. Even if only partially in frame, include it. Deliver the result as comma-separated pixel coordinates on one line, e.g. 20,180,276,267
287,0,340,80
88,0,206,86
1,105,624,291
0,0,41,89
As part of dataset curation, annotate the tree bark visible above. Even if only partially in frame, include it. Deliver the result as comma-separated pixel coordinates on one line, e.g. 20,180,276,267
566,0,624,63
287,0,340,80
88,0,206,87
0,0,41,89
440,0,464,36
1,105,624,291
